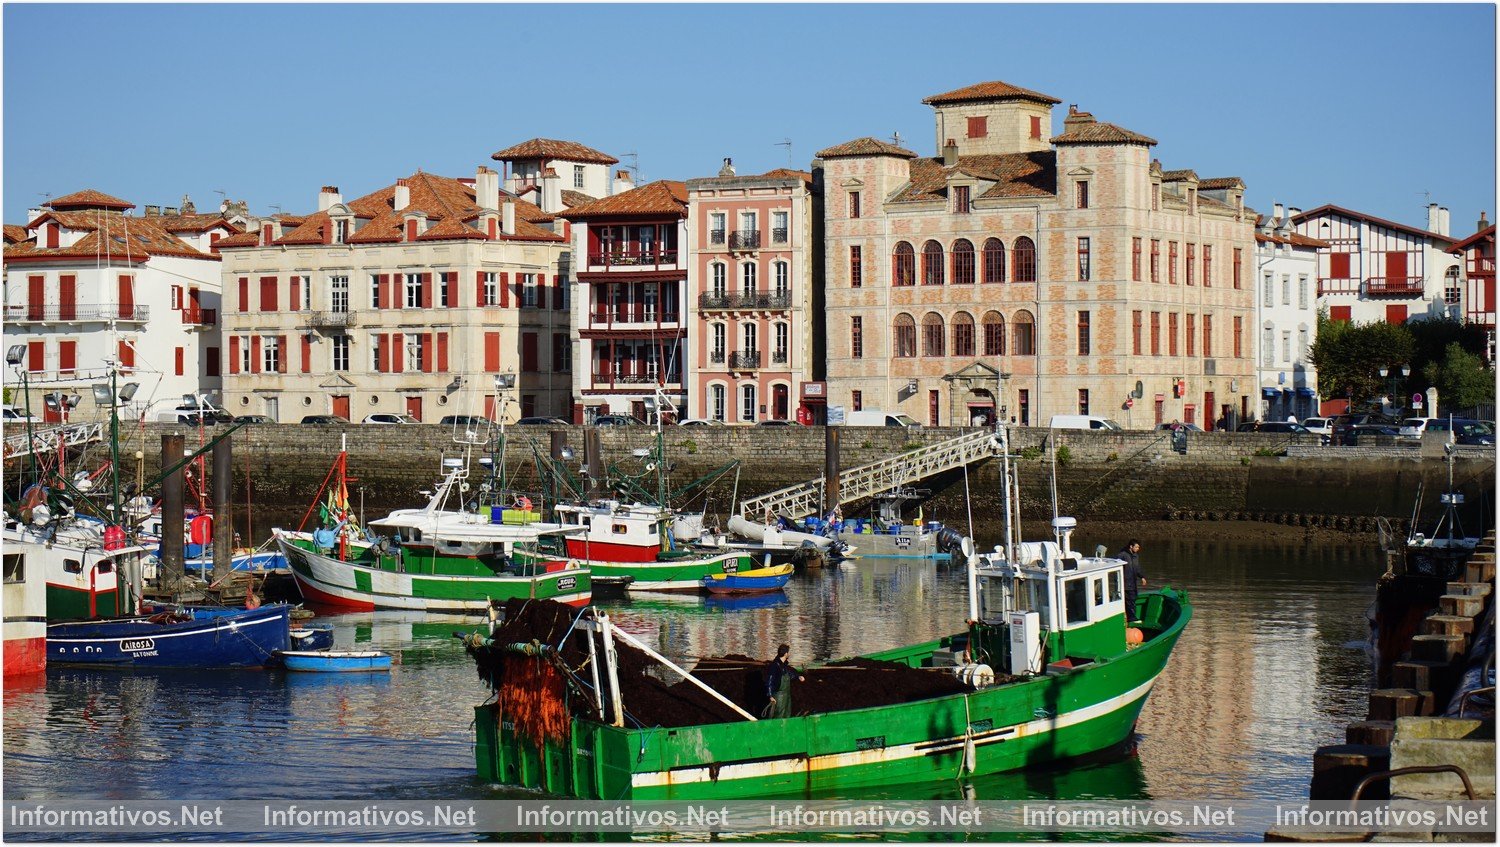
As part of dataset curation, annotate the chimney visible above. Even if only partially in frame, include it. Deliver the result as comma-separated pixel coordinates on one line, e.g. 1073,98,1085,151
476,166,500,211
1426,203,1441,235
394,178,410,211
1479,211,1490,233
180,195,195,215
164,207,178,216
942,138,958,167
542,168,561,214
1438,207,1450,237
318,185,341,212
502,199,516,235
613,169,634,196
718,157,736,178
145,205,161,217
26,208,44,225
1272,202,1284,224
1288,207,1301,220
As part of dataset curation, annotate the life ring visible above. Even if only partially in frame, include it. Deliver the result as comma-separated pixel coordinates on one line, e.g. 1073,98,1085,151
189,514,213,545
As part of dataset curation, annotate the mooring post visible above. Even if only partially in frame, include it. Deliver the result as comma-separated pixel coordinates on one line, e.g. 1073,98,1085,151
586,429,605,500
160,432,186,594
596,612,625,727
824,425,841,517
212,433,234,580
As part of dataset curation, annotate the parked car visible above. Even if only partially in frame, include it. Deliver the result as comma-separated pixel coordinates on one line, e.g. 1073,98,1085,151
233,414,277,424
1048,414,1123,431
301,414,350,425
1330,413,1395,445
438,415,497,431
514,416,569,425
838,410,922,428
754,420,801,427
157,404,235,425
1154,422,1202,432
363,413,420,425
1301,417,1335,439
2,405,41,424
677,418,725,427
593,415,644,426
1397,417,1438,440
1255,421,1313,435
1455,421,1496,446
1345,423,1401,445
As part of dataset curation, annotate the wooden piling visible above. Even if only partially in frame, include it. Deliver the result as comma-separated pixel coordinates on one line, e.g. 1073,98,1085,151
160,432,186,593
212,433,234,581
1310,744,1390,800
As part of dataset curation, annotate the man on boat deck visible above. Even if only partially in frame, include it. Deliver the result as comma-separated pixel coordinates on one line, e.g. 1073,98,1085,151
764,644,805,718
1115,539,1147,622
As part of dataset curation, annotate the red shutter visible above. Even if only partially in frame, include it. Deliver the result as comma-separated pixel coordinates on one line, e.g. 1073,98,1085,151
499,272,510,308
301,335,312,373
1330,306,1352,323
484,395,497,420
1329,253,1351,279
387,333,401,373
421,272,433,308
59,275,76,320
277,336,288,373
174,347,184,376
205,346,220,377
229,337,241,374
250,336,262,373
1385,304,1408,324
260,276,278,312
289,277,301,312
421,332,434,373
1385,251,1408,285
437,333,449,372
521,332,538,372
27,275,44,320
118,275,134,318
46,223,59,248
58,340,76,373
27,341,44,372
118,339,135,370
484,332,500,372
551,274,564,310
476,271,487,307
405,219,417,242
444,273,457,309
238,277,249,312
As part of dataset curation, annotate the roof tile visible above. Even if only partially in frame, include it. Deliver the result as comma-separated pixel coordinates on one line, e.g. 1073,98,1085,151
45,189,134,211
815,137,918,160
891,153,1057,204
921,80,1061,106
560,180,688,219
491,138,618,165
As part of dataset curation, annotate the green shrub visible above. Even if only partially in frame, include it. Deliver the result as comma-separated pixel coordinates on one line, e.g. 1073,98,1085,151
1240,456,1251,466
682,438,698,455
1104,452,1119,463
901,442,924,452
1252,447,1281,457
1019,446,1043,460
1055,445,1073,466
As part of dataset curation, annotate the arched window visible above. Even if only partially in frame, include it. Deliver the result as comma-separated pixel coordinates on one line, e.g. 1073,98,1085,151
773,261,789,299
741,261,757,296
1444,266,1462,305
710,262,727,297
1012,236,1037,283
951,239,975,285
740,384,757,422
983,238,1006,283
982,311,1005,356
742,321,758,354
1012,310,1036,355
773,321,789,364
952,311,976,357
892,242,915,287
922,240,945,285
893,313,917,358
710,384,726,421
922,312,946,357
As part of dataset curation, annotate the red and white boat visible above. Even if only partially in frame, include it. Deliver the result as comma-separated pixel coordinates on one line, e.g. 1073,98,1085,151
3,547,48,678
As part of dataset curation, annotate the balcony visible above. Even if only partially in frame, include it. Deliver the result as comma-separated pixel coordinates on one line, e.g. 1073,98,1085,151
709,350,725,364
709,230,726,245
771,228,789,245
586,249,680,268
588,372,683,389
182,307,217,329
5,304,150,323
729,350,761,370
1365,276,1424,296
1317,277,1360,296
697,291,792,310
729,230,761,251
587,310,681,330
307,311,359,329
771,350,788,365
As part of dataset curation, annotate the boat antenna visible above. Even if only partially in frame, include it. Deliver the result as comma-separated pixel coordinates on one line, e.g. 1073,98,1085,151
1049,430,1060,528
998,423,1015,563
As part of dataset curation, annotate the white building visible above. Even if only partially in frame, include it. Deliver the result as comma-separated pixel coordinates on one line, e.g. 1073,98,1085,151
1291,203,1462,327
491,138,620,215
2,190,234,422
1253,205,1325,421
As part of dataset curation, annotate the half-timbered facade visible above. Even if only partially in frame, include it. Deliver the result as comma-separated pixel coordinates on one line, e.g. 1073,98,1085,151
1446,214,1495,360
215,168,572,423
819,82,1258,430
1254,206,1325,421
686,162,816,424
1290,204,1461,327
2,190,233,422
562,181,689,423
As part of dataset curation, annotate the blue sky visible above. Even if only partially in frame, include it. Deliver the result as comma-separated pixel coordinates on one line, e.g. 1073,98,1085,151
4,4,1495,232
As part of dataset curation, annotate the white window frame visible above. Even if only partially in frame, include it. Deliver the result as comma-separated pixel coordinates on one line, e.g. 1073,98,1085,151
330,275,349,313
772,210,789,243
483,272,498,306
774,321,789,363
710,383,726,422
332,335,349,372
774,261,789,297
262,336,281,372
405,273,422,309
405,332,423,372
740,383,757,422
573,165,585,189
741,261,757,295
711,262,727,297
521,273,539,308
742,322,758,354
712,323,726,362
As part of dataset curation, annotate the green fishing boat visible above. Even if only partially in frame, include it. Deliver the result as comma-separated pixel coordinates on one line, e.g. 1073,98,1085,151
464,428,1192,798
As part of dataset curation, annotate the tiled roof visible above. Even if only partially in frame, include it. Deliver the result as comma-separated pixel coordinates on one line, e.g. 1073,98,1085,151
759,168,814,183
560,189,595,208
815,137,918,159
1291,204,1456,243
922,81,1061,106
153,212,238,232
214,229,262,248
1198,177,1244,191
1256,230,1329,248
3,210,217,263
1446,224,1495,254
1050,110,1156,146
559,180,688,219
491,138,618,165
416,216,489,242
4,225,32,244
891,152,1057,204
45,189,134,211
1160,169,1199,182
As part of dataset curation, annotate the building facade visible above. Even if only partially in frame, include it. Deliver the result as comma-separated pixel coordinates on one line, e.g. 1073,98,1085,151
818,82,1257,430
1290,204,1462,327
1253,206,1325,422
562,180,689,424
1445,215,1495,360
215,168,573,423
2,190,233,422
685,161,817,423
491,137,619,215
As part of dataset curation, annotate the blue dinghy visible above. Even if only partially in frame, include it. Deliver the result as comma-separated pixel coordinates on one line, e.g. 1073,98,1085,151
48,604,292,669
279,651,392,672
700,563,794,594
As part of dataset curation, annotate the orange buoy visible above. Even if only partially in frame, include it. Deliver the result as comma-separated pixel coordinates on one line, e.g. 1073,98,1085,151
1125,627,1145,645
189,514,214,545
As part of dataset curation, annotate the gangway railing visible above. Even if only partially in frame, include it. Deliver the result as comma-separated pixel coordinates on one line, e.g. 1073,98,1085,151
2,421,107,461
738,429,1001,519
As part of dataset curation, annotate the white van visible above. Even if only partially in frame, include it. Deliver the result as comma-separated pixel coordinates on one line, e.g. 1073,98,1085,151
841,410,922,428
1048,414,1124,431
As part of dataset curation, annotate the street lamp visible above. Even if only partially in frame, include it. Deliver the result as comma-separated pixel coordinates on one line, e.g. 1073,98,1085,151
1377,364,1410,414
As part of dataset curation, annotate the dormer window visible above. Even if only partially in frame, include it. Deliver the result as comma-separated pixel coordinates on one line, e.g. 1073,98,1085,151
966,116,987,139
954,185,971,215
335,219,348,244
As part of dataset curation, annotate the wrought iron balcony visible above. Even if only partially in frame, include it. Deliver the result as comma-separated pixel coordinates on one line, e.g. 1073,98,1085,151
771,351,788,365
709,350,725,364
697,292,792,310
1365,276,1424,296
307,311,359,329
709,230,726,245
182,307,217,327
729,350,761,370
771,227,789,244
586,249,680,267
6,304,150,322
729,230,761,251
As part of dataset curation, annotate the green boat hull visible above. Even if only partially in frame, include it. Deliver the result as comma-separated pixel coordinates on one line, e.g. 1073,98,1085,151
473,588,1191,799
587,551,759,591
46,583,119,621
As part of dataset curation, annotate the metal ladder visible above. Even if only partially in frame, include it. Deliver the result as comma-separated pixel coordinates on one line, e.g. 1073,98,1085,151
3,421,107,461
738,429,1002,519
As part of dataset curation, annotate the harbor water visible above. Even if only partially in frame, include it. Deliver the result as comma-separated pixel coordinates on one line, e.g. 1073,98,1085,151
3,528,1381,840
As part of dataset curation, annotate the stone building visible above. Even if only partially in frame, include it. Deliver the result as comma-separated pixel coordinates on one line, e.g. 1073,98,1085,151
818,81,1258,430
1253,205,1326,422
215,168,573,423
2,190,236,422
685,160,818,423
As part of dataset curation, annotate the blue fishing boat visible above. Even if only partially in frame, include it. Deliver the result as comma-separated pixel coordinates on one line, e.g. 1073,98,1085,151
279,650,392,672
703,591,792,611
47,604,292,669
700,563,794,595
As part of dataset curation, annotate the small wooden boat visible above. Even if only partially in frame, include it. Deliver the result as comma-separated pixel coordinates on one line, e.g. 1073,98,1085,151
279,650,392,673
701,563,793,595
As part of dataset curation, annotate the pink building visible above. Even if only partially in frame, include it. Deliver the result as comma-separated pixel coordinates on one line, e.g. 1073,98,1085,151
686,161,817,423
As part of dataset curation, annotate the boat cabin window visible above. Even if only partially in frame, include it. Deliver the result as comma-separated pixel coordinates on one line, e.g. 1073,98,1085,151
96,562,113,574
408,528,422,543
1064,577,1089,624
612,523,629,535
64,559,82,574
1109,570,1122,602
1093,577,1104,606
3,553,22,583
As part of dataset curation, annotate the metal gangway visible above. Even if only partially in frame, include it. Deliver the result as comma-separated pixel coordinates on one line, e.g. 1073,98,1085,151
2,421,107,462
737,428,1002,520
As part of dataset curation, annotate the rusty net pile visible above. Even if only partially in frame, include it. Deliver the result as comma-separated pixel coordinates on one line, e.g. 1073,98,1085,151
465,599,973,732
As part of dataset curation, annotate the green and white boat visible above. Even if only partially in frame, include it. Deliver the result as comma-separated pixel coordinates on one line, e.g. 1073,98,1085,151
465,428,1192,798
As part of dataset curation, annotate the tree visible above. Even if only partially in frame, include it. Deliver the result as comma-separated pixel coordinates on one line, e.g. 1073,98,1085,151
1406,316,1490,376
1422,342,1495,412
1309,313,1416,411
